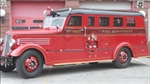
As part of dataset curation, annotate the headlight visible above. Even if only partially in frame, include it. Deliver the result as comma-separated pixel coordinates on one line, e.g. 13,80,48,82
7,34,16,47
2,34,16,56
0,38,3,44
9,38,16,47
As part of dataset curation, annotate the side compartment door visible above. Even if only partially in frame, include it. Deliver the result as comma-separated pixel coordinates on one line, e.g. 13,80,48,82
84,15,100,59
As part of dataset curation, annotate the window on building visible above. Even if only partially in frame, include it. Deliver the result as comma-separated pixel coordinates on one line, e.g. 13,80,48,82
99,17,109,26
12,26,28,30
33,20,43,23
88,16,94,26
114,17,123,26
15,20,25,23
68,16,82,26
127,18,135,27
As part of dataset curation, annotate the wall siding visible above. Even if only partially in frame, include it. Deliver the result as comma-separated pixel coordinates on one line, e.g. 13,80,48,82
0,0,149,38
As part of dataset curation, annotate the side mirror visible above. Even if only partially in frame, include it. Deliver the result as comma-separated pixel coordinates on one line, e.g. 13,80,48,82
56,25,60,32
56,25,60,29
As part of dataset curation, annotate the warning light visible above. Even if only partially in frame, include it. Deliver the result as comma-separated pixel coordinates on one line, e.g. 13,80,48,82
43,6,54,16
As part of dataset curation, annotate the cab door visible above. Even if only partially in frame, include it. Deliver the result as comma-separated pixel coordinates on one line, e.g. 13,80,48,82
63,14,86,61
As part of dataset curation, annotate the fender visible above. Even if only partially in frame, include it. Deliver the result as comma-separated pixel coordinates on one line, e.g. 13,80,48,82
10,44,48,63
113,42,137,59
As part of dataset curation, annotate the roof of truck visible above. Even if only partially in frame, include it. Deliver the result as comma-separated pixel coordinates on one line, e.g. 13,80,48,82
55,8,143,17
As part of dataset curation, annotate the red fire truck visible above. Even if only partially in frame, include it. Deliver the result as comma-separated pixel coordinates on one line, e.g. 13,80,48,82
0,8,150,79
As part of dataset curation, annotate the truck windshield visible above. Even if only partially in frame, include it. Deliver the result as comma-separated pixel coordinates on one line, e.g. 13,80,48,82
43,16,66,29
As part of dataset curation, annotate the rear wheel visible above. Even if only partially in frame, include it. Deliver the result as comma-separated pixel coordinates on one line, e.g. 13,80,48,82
16,50,43,79
113,47,132,68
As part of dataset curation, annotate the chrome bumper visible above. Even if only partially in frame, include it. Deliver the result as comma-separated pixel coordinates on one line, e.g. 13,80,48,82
0,56,8,60
0,56,14,66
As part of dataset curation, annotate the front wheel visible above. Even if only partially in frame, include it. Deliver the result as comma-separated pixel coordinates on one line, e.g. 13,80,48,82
113,47,132,68
16,50,43,79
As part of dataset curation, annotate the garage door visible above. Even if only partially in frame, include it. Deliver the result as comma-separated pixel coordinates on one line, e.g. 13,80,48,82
79,1,131,10
11,1,65,30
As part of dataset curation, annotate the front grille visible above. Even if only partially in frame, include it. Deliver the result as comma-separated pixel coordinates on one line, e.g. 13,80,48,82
2,34,12,56
19,38,50,45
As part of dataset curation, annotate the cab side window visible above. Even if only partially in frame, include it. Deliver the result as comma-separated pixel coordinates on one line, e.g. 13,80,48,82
88,16,94,26
127,18,135,27
99,17,109,26
68,16,82,26
114,17,123,26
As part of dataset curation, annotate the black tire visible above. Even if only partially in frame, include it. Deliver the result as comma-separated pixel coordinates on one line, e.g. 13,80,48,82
89,62,98,64
16,50,43,79
113,47,132,68
0,65,15,72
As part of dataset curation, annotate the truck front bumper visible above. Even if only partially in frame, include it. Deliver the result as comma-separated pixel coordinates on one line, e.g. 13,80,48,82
0,56,14,66
0,56,7,60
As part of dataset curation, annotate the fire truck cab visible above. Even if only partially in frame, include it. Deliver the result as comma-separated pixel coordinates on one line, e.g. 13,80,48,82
0,8,150,79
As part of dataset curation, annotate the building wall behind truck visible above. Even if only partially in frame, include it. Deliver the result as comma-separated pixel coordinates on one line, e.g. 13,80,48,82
0,0,150,38
11,1,65,30
132,1,150,28
0,0,11,38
